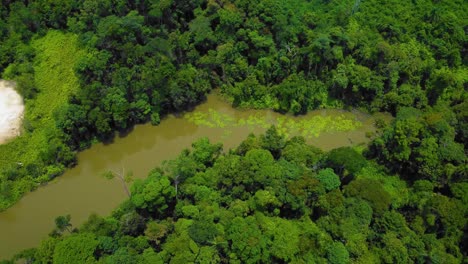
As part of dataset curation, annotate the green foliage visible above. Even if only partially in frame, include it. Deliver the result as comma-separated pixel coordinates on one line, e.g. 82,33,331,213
130,171,175,215
52,215,72,235
1,0,467,261
227,216,268,263
145,221,168,245
0,31,84,210
150,112,161,126
327,241,350,264
118,211,146,237
357,165,409,209
273,73,328,114
326,147,367,179
8,132,467,263
33,237,57,263
52,233,98,264
282,136,323,167
370,106,466,185
188,218,219,245
191,137,223,167
316,168,341,192
260,126,285,159
344,178,392,215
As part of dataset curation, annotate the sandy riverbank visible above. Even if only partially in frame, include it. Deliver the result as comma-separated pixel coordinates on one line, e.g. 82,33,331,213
0,80,24,144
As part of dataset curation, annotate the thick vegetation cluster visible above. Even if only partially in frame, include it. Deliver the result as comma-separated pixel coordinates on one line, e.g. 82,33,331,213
9,130,467,263
0,0,466,210
0,0,466,262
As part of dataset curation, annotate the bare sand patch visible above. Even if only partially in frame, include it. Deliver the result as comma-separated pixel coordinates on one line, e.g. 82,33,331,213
0,80,24,144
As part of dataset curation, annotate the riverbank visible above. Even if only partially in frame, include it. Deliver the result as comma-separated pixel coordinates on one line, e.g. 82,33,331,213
0,93,390,259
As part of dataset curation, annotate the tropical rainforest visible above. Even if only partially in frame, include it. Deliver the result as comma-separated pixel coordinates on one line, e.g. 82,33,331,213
0,0,466,263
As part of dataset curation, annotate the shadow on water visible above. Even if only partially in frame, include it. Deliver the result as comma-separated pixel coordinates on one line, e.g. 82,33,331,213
117,125,136,139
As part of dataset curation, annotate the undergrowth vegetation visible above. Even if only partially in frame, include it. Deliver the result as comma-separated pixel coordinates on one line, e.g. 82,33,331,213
0,31,84,210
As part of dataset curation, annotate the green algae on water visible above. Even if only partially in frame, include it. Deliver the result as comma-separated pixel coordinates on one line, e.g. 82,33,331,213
184,108,362,140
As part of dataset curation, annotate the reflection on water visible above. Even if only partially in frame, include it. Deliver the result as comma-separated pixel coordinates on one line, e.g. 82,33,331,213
0,92,389,259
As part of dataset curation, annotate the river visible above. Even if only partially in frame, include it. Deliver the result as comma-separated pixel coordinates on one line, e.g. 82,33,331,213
0,92,387,259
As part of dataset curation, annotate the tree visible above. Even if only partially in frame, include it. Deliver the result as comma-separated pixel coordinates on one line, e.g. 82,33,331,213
102,87,130,129
119,211,146,236
423,194,466,238
260,126,285,159
326,147,367,181
2,0,468,262
52,233,98,264
191,137,223,167
100,247,139,264
251,190,281,214
145,221,169,246
236,148,281,193
327,241,350,264
258,215,301,262
344,179,391,215
55,103,91,147
282,136,323,167
274,73,326,114
103,167,133,197
287,173,325,216
188,218,219,246
54,215,72,234
169,65,210,111
315,168,340,192
370,107,465,185
227,216,269,263
130,171,175,215
34,237,58,263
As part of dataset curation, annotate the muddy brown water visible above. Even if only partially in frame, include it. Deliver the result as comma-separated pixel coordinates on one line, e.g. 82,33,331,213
0,93,388,259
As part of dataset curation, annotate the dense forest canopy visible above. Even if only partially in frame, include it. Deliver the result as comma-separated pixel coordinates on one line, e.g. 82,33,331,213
0,0,466,262
7,130,468,263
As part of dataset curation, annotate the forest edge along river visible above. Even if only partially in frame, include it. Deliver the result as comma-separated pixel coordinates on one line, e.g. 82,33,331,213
0,92,390,259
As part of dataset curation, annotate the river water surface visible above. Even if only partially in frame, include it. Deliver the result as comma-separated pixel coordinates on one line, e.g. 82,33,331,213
0,93,388,259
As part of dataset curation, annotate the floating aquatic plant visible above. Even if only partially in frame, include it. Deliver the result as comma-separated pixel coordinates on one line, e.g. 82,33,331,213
184,108,362,140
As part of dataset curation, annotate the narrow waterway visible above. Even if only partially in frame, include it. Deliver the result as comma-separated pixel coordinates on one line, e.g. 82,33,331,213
0,93,388,259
